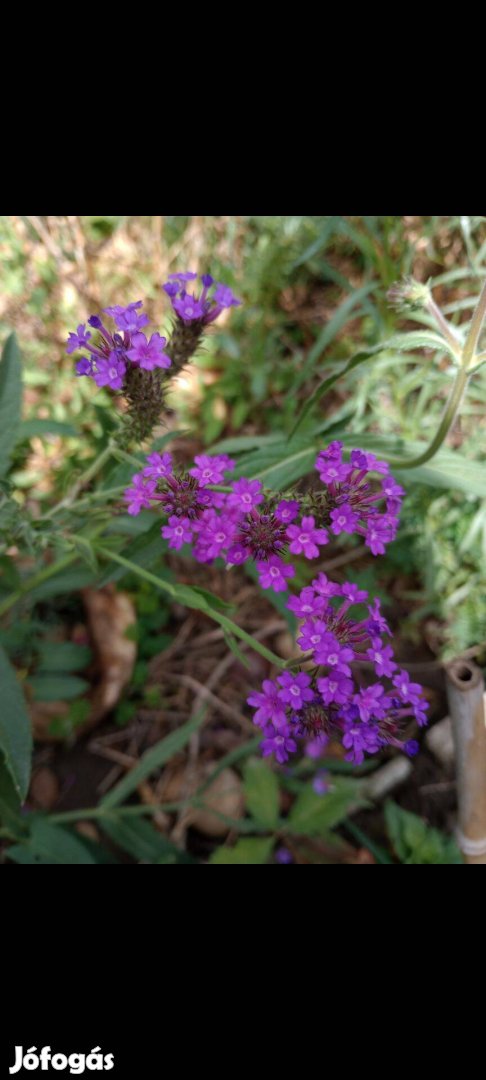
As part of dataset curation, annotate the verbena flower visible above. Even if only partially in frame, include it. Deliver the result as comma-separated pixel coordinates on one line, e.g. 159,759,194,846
257,555,295,592
313,441,402,556
247,575,429,764
161,516,193,550
67,282,240,444
260,724,298,764
126,332,171,370
162,272,241,325
286,515,328,558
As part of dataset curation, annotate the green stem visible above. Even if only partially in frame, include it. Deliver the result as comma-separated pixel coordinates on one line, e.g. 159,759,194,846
45,444,114,520
0,552,77,618
463,277,486,367
94,543,285,668
426,298,462,353
389,365,470,470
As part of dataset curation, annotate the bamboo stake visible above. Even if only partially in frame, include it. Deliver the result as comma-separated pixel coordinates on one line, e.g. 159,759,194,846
446,659,486,864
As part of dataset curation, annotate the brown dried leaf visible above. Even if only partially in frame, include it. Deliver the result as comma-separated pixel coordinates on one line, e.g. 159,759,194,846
31,586,137,742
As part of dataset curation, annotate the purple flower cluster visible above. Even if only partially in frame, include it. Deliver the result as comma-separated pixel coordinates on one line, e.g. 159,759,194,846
315,441,404,555
162,272,241,324
247,574,429,766
67,302,172,391
123,442,405,601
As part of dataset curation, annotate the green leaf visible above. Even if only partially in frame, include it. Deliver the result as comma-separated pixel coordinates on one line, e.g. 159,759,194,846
210,837,274,864
0,755,24,834
243,758,280,828
210,433,285,455
28,674,89,702
36,642,92,673
94,545,285,670
287,778,367,836
101,708,207,809
306,282,377,367
0,334,23,478
188,585,234,613
17,418,78,440
384,801,462,864
384,330,460,360
6,818,98,864
233,442,318,490
222,632,252,670
339,434,486,498
28,565,98,602
97,520,164,586
0,643,32,800
289,346,382,438
101,817,193,863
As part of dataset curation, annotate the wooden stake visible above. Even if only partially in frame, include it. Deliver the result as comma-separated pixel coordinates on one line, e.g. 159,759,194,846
446,659,486,864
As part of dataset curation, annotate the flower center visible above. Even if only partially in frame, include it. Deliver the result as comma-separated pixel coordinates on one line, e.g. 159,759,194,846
290,686,300,696
328,654,338,666
216,532,226,543
270,566,280,577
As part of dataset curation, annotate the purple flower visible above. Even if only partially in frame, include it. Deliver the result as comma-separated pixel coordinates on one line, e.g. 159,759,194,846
274,499,301,524
213,283,241,309
329,504,359,536
314,634,355,675
367,598,391,637
257,555,295,592
305,737,328,759
247,679,287,729
189,454,232,486
297,618,330,654
342,717,381,764
311,573,342,599
161,515,193,550
353,684,386,722
193,512,236,561
228,477,264,511
313,772,331,796
404,739,419,757
75,357,94,377
275,847,294,864
261,724,298,764
365,515,397,556
277,671,314,711
127,332,171,370
286,516,328,558
316,455,350,484
350,449,368,469
392,669,423,704
317,672,353,706
286,587,327,618
363,452,389,475
93,353,126,390
162,273,241,326
366,640,397,678
173,294,205,322
142,452,173,479
66,324,91,354
123,473,157,516
111,304,149,333
341,582,368,604
226,543,250,566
